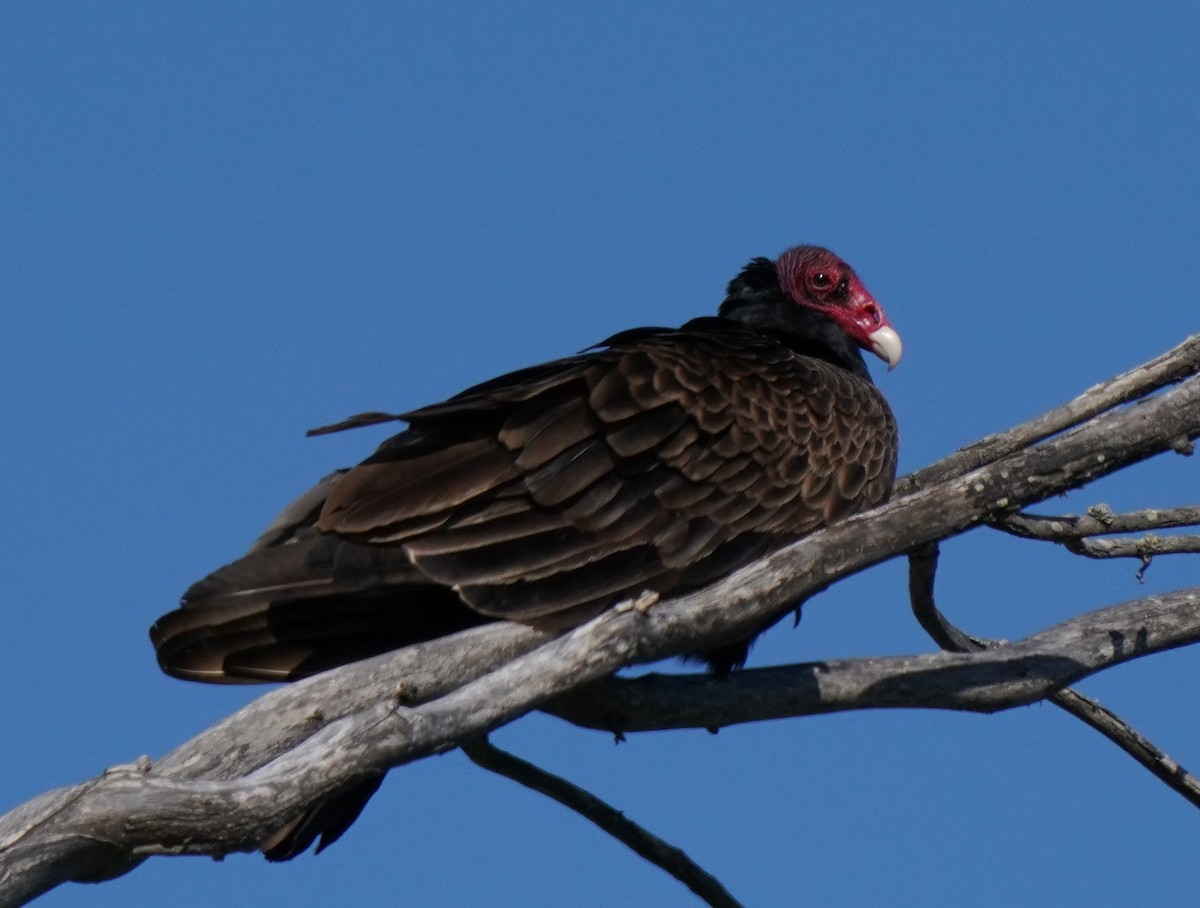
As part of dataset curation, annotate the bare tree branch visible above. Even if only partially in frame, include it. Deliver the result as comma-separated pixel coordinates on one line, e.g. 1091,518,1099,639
906,542,1200,811
1,336,1198,906
998,504,1200,539
895,334,1200,493
1061,534,1200,563
907,542,992,651
543,586,1200,730
6,584,1199,905
993,506,1200,572
1047,688,1200,806
461,737,743,908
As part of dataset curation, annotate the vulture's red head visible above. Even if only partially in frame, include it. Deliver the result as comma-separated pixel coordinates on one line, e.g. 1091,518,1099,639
774,246,902,369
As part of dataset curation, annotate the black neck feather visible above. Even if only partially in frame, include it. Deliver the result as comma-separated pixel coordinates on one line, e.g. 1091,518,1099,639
718,258,872,383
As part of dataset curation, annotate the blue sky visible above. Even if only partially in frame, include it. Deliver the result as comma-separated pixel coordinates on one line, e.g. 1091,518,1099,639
2,3,1198,905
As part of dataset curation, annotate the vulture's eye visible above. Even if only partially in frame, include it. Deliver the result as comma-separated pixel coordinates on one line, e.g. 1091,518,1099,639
811,272,831,290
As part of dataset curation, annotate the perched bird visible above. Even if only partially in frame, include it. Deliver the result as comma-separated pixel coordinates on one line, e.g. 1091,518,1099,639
151,244,901,857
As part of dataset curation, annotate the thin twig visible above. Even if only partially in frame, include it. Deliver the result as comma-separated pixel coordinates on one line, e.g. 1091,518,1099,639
461,736,743,908
1049,689,1200,804
992,506,1200,576
997,505,1200,539
905,545,1200,810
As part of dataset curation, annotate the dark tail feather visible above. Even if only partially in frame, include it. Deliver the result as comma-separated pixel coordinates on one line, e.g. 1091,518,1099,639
262,773,386,861
151,534,491,683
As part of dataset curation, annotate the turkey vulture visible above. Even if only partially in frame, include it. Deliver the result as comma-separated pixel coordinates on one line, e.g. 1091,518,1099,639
150,244,901,856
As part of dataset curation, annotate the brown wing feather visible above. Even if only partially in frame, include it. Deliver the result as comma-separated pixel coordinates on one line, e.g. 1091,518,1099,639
154,322,896,685
310,328,896,622
151,261,899,864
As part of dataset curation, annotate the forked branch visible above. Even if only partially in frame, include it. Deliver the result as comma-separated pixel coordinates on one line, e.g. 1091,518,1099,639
994,506,1200,573
907,542,1200,809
